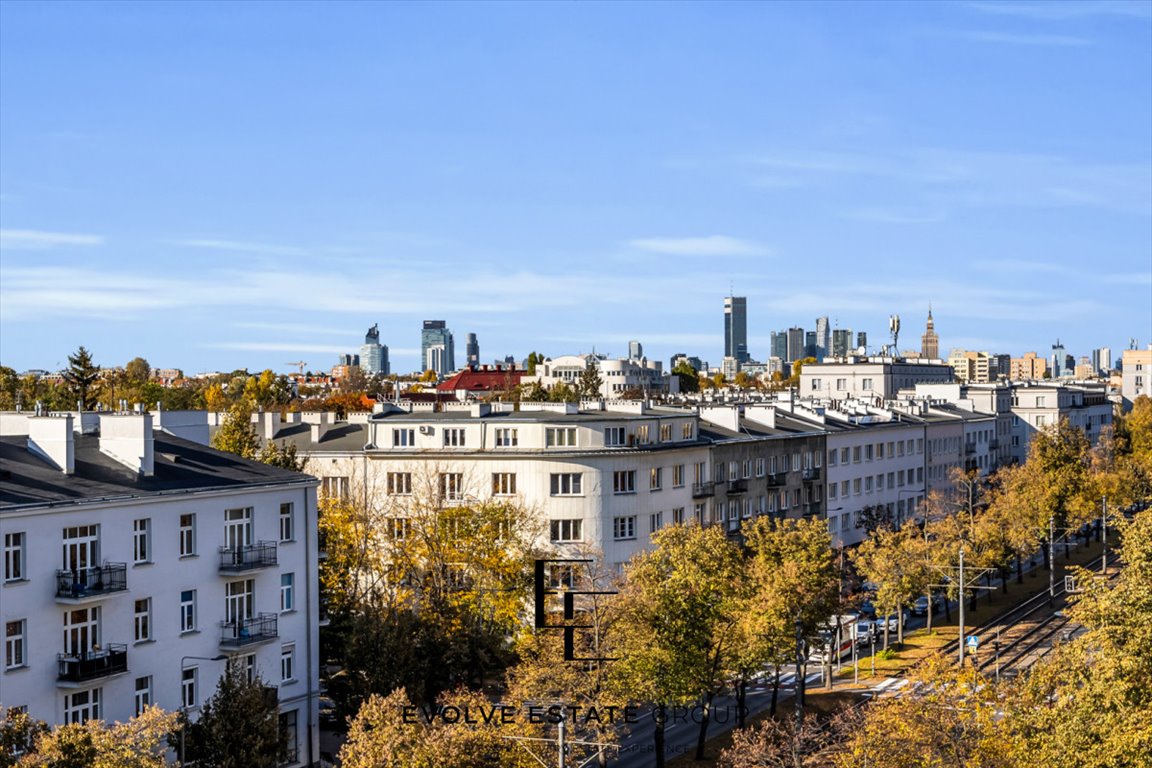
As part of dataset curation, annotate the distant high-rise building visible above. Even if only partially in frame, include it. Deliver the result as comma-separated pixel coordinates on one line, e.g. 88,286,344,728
421,320,455,376
1010,352,1047,380
1051,339,1066,378
724,296,749,363
856,332,868,353
360,323,389,375
770,331,787,362
786,327,805,363
465,333,480,367
992,354,1011,380
1092,347,1112,376
831,329,852,358
804,331,818,360
815,316,830,361
628,340,644,360
337,353,360,367
921,306,939,360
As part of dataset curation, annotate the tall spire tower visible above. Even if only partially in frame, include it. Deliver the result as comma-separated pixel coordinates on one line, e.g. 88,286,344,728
921,304,939,359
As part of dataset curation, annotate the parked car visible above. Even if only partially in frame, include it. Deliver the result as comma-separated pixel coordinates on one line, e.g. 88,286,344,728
911,594,945,616
318,696,340,728
874,610,910,633
854,619,876,646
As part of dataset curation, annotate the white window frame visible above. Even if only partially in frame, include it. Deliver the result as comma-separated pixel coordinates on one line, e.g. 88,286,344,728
181,667,198,709
604,426,626,446
279,503,294,542
4,532,26,582
495,428,518,447
613,516,637,541
439,473,465,502
134,597,152,642
180,589,197,633
443,428,466,447
135,675,152,716
392,428,415,447
179,514,195,557
280,573,295,612
649,467,663,491
64,688,100,724
132,518,151,564
546,427,577,447
281,643,296,683
550,519,583,542
492,472,517,496
387,472,412,495
613,470,636,495
672,464,685,487
549,473,583,496
5,619,26,670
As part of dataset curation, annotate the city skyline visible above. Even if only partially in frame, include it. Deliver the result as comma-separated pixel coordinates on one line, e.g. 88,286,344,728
1,1,1149,374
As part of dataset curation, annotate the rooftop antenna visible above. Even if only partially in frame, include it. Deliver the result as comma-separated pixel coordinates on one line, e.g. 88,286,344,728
889,314,901,357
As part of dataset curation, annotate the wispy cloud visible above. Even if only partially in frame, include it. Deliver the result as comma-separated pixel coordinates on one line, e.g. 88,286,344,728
942,29,1093,46
962,1,1152,20
0,229,103,250
174,239,307,257
627,236,771,257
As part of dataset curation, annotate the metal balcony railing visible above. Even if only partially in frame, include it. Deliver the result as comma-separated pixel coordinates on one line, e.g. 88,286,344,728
965,443,977,455
218,541,278,572
988,439,1000,450
726,479,748,495
765,473,786,487
58,644,128,683
802,467,821,482
692,481,716,498
220,613,278,648
56,563,128,600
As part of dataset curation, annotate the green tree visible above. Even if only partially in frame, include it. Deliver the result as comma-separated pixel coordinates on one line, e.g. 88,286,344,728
672,360,699,393
258,440,303,471
548,381,578,403
16,706,178,768
608,524,743,766
62,346,101,410
0,707,48,767
0,366,20,411
577,364,603,399
179,662,286,768
526,351,541,375
211,401,260,459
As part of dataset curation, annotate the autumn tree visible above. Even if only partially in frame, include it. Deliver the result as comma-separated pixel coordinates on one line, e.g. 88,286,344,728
16,706,178,768
179,662,286,768
211,401,261,459
851,526,927,647
0,707,48,767
62,346,101,410
672,360,699,393
608,524,743,766
258,440,303,471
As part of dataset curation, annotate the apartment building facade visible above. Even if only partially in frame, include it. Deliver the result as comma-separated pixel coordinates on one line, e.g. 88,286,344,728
0,412,320,766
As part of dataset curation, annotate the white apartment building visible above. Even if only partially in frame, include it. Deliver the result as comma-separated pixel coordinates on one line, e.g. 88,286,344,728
527,354,676,399
1121,347,1152,411
0,412,320,766
800,357,955,401
1008,382,1114,463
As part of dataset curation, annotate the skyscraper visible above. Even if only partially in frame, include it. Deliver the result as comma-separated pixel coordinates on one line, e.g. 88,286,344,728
421,320,455,376
465,333,479,367
1092,347,1112,376
360,323,389,375
786,327,805,363
724,296,749,363
770,331,787,362
1051,339,1066,378
815,316,830,361
857,332,868,353
831,328,852,358
628,340,644,360
921,307,939,360
804,331,818,359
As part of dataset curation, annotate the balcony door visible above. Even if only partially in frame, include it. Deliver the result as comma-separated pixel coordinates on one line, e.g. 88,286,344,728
64,607,100,657
62,525,99,579
225,579,254,629
224,508,253,551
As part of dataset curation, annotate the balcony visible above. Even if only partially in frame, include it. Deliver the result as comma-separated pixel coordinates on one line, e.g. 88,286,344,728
692,481,716,498
805,502,823,517
765,473,786,487
965,443,977,455
220,613,278,649
726,479,748,495
218,541,278,573
56,563,128,602
802,467,821,482
58,644,128,685
988,439,1000,450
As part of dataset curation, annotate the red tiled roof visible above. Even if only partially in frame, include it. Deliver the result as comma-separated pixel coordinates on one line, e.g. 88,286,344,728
436,366,524,392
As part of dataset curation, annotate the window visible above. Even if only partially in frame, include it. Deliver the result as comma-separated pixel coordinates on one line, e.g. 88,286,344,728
1036,415,1047,427
132,518,151,564
179,514,195,557
320,476,349,499
829,484,838,500
613,516,637,540
853,478,862,495
672,464,685,487
392,428,415,447
181,667,198,708
281,644,296,683
865,476,873,493
650,511,663,532
5,619,25,669
811,378,822,391
492,472,517,496
755,458,765,476
239,653,256,683
64,688,100,724
134,598,151,642
550,519,583,542
715,462,726,482
279,711,300,764
64,607,99,657
1036,396,1046,407
439,473,464,502
387,472,412,495
741,460,751,479
852,446,861,463
495,428,518,447
550,473,583,496
604,426,626,446
836,378,846,390
134,676,152,716
180,590,196,633
840,480,849,497
840,448,849,464
281,573,295,612
546,427,577,447
649,467,663,491
887,472,895,489
660,423,672,442
613,470,636,495
636,425,650,444
279,503,294,542
387,518,410,539
443,428,466,447
682,422,694,439
673,507,685,525
3,532,25,582
862,377,873,391
864,445,873,462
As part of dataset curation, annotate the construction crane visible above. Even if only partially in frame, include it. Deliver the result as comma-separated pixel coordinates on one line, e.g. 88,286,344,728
285,361,308,374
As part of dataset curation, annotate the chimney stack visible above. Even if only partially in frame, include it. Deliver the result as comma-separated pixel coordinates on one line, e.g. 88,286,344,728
99,413,155,477
27,414,75,474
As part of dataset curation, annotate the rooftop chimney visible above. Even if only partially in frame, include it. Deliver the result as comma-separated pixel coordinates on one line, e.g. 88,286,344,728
302,412,330,442
27,414,75,474
262,411,282,441
99,413,155,477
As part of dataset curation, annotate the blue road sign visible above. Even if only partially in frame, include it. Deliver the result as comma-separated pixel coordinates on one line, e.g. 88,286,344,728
966,635,980,649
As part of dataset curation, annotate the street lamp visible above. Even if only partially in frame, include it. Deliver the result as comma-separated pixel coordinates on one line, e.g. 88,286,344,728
180,655,227,765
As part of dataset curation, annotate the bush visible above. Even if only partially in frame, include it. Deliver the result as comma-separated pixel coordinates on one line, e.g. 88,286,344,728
876,648,898,661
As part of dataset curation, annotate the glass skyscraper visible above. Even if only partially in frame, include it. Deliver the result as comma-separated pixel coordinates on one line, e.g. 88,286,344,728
724,296,748,363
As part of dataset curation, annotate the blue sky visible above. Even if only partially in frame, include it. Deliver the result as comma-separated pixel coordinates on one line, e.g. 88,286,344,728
1,0,1149,376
